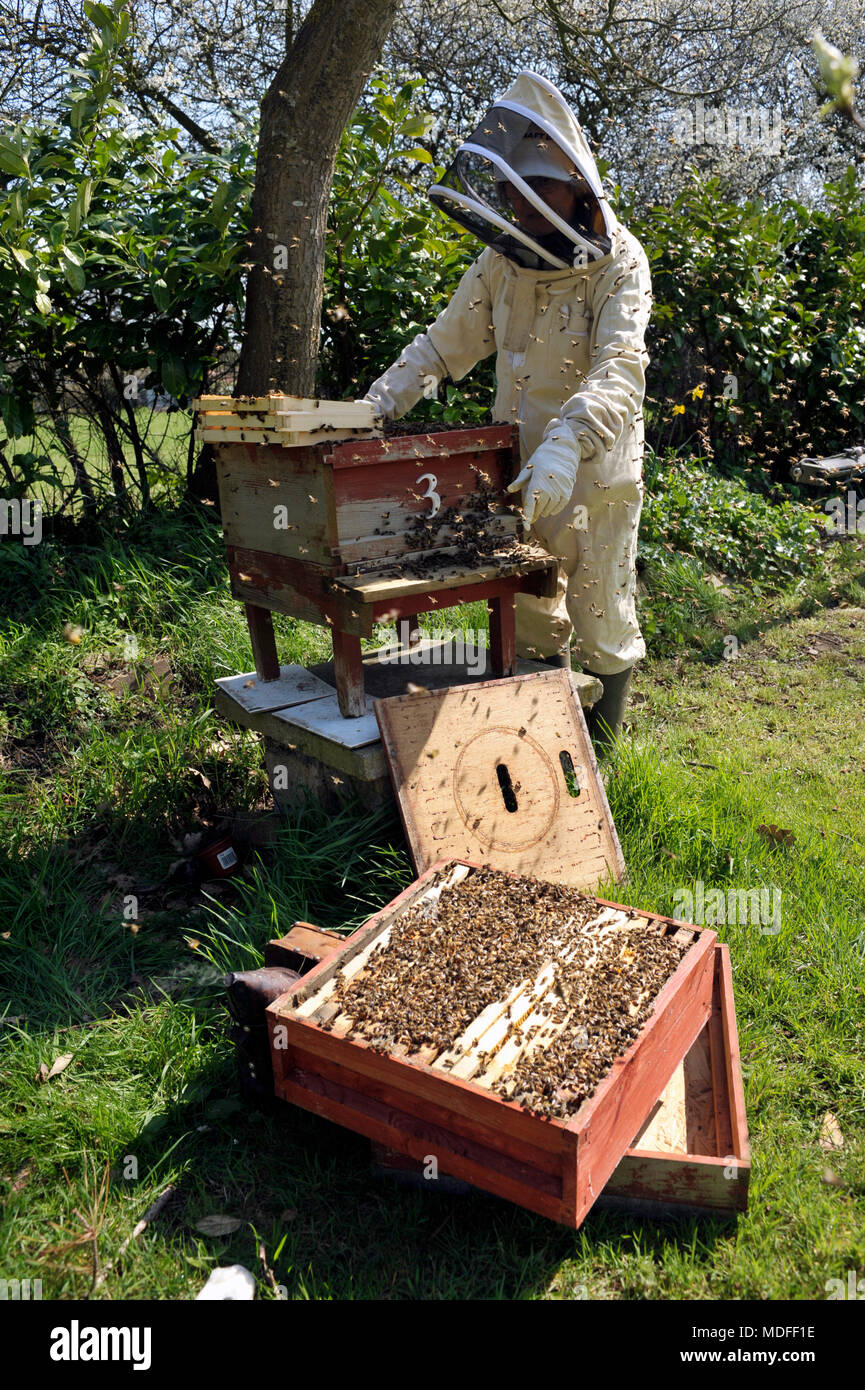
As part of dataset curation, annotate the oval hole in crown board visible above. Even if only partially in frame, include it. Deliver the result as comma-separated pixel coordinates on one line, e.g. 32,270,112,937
495,762,518,813
452,726,560,852
559,750,581,798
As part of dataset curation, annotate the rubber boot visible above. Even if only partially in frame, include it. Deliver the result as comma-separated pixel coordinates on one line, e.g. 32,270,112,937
584,666,634,752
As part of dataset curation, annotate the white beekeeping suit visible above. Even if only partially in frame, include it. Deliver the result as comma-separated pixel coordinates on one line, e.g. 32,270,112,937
364,71,653,724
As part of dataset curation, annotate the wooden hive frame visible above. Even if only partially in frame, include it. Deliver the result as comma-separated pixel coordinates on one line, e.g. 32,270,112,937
267,861,718,1229
371,942,750,1219
599,943,750,1217
194,394,381,448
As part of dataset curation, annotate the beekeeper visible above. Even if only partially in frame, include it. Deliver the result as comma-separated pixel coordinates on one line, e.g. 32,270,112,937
363,70,653,745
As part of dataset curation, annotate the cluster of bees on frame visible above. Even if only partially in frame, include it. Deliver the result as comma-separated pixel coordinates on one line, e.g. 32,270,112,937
372,423,537,582
320,868,689,1122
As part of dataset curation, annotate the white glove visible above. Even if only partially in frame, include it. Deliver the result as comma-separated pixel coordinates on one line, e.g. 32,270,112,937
363,333,447,421
507,425,581,526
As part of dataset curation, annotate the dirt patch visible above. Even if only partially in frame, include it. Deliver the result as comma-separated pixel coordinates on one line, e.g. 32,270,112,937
743,610,864,668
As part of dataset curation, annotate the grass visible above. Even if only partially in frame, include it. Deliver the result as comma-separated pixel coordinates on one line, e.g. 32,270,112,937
0,500,863,1300
7,408,193,515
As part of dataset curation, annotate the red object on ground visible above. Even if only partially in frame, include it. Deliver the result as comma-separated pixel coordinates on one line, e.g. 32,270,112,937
197,834,240,879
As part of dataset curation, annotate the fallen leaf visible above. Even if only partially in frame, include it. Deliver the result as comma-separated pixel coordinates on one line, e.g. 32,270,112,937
194,1215,244,1236
757,823,795,848
820,1112,844,1152
189,768,212,789
37,1053,73,1083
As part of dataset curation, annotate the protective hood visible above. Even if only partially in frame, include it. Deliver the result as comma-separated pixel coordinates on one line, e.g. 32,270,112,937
429,70,615,270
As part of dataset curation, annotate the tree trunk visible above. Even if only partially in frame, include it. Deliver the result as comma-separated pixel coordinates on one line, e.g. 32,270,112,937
235,0,399,399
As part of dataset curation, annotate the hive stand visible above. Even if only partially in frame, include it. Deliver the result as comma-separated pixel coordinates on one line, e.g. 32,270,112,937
243,552,557,718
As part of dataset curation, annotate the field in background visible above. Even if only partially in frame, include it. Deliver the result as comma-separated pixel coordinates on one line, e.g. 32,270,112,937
7,408,193,515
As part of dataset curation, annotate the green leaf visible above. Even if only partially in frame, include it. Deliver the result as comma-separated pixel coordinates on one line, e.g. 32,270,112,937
160,353,186,398
34,290,52,315
151,277,171,310
61,251,86,292
399,146,433,165
401,114,434,138
0,135,29,179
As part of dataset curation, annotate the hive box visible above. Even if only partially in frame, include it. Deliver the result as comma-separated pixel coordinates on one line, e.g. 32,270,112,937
266,861,719,1229
210,423,525,629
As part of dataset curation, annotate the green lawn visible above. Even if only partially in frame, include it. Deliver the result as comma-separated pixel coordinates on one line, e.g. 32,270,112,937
6,408,193,515
0,505,863,1299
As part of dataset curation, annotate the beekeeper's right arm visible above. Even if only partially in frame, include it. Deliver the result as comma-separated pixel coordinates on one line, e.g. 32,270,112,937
362,254,495,419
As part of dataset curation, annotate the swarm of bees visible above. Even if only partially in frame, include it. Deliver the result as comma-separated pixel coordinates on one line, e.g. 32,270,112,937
319,868,689,1123
371,423,539,582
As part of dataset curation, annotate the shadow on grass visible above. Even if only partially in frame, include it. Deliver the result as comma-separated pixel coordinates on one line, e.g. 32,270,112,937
113,1081,735,1301
0,794,411,1035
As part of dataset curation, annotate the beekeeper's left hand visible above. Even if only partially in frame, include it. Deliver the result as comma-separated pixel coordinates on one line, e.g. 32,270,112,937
507,426,582,526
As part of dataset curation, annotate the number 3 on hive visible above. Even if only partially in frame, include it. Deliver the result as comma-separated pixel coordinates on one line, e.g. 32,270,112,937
415,473,440,516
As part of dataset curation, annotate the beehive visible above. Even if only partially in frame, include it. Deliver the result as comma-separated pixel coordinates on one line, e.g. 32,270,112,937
196,400,558,716
197,408,528,611
267,861,719,1229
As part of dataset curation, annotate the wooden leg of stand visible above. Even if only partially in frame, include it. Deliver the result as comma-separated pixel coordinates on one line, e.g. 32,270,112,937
488,595,516,677
399,614,422,647
245,604,279,681
332,628,366,717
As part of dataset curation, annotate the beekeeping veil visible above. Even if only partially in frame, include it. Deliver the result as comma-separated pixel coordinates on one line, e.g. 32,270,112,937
429,71,615,270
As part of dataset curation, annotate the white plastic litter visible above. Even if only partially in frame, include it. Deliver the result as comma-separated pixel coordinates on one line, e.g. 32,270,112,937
196,1264,256,1300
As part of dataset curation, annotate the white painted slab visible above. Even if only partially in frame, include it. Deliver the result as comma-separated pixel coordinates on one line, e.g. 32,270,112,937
269,695,380,748
216,666,333,714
